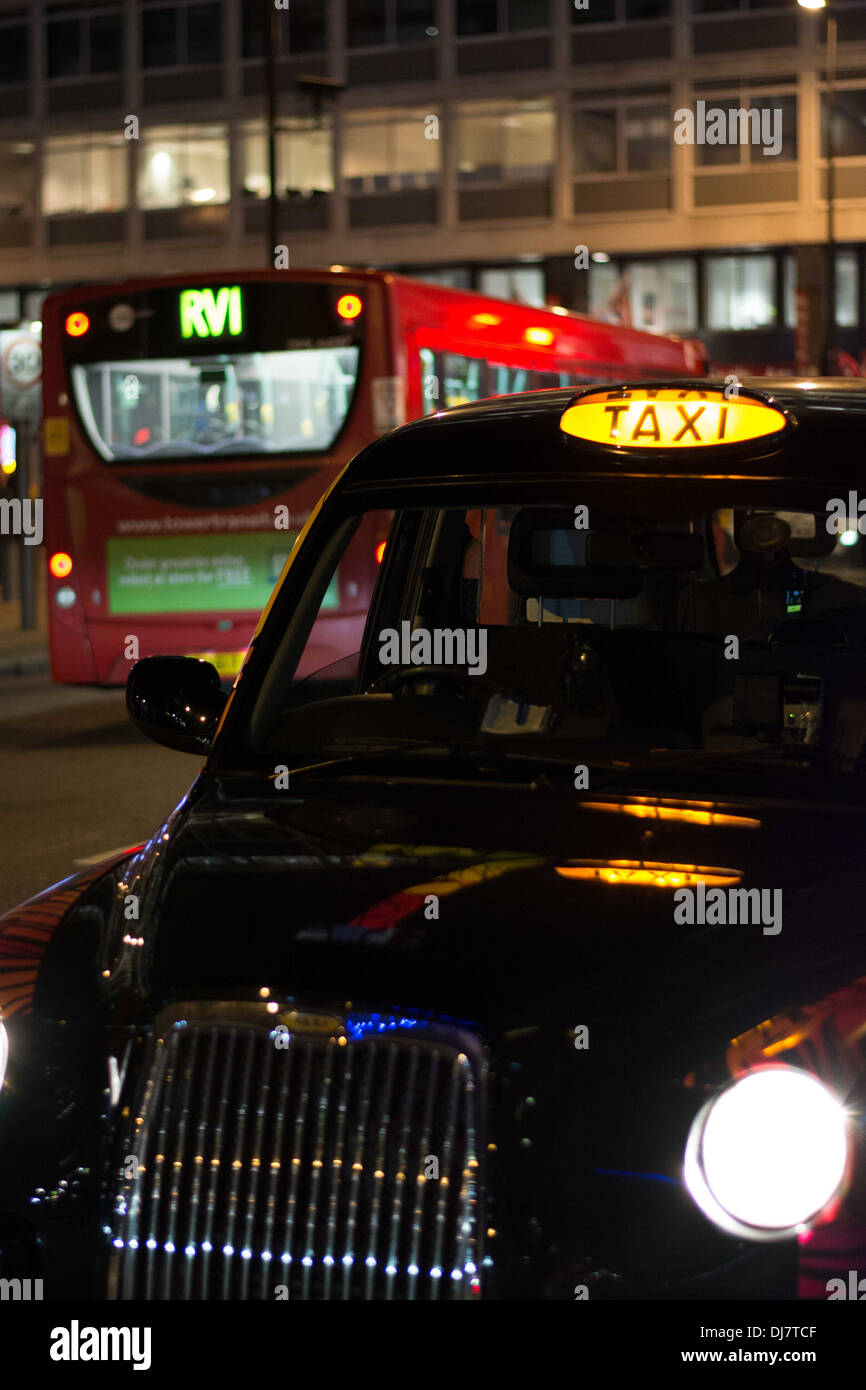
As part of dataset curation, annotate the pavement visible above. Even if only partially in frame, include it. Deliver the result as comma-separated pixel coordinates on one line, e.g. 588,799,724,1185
0,568,50,677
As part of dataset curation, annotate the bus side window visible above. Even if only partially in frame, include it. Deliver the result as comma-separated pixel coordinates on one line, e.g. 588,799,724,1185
419,347,440,414
442,353,488,408
489,364,528,395
489,363,509,396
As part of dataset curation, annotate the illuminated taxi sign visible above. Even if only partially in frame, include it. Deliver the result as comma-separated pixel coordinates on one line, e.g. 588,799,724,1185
560,388,787,450
179,285,243,339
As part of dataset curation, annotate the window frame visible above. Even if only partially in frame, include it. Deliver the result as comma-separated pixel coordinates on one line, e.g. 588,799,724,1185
140,0,223,70
456,97,556,186
690,80,799,171
241,0,325,58
456,0,552,37
45,5,123,82
136,122,231,210
571,89,672,179
570,0,671,28
820,82,866,163
342,105,442,192
703,252,778,332
43,129,128,216
347,0,439,49
241,117,335,199
0,19,28,86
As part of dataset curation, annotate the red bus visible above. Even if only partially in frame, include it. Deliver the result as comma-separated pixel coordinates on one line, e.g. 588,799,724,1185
41,269,706,685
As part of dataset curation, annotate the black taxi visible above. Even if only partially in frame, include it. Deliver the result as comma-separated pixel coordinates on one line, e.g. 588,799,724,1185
3,379,866,1302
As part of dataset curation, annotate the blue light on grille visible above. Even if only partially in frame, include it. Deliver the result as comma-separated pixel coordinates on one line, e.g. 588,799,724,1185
345,1013,423,1040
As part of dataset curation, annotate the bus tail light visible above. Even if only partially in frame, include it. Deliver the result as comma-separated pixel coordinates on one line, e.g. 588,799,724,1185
336,294,363,321
49,552,73,579
525,327,554,346
64,312,90,337
376,541,386,564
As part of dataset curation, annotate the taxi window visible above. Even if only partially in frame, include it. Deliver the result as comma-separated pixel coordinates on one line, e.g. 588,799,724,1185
249,491,866,779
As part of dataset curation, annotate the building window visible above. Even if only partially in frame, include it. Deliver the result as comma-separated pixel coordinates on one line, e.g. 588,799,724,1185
343,107,440,191
823,88,866,158
0,140,35,219
705,255,776,330
784,251,859,330
187,2,221,61
588,258,696,332
406,266,473,289
395,0,438,40
46,8,123,79
458,0,497,30
458,99,555,183
348,1,387,46
137,124,229,208
835,250,859,328
242,120,333,198
0,23,27,83
457,0,550,35
691,0,787,11
627,259,697,332
571,0,670,23
573,96,670,175
508,0,551,26
477,265,545,306
141,3,222,68
692,88,798,166
241,0,324,58
46,19,80,79
43,132,126,214
347,1,437,46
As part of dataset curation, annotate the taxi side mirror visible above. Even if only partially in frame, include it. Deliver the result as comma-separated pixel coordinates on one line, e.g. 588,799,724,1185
126,656,228,755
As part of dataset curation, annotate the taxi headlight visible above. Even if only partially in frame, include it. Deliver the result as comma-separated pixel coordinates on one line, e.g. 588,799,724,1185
684,1065,848,1240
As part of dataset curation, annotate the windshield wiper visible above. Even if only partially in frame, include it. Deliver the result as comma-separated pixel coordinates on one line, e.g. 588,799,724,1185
285,743,618,788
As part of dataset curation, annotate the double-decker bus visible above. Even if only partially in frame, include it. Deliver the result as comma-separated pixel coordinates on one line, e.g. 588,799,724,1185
41,269,706,685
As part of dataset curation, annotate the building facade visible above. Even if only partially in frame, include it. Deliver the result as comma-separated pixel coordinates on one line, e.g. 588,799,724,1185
1,0,866,368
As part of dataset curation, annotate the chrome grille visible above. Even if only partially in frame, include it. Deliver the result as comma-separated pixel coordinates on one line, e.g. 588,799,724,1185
108,1003,486,1300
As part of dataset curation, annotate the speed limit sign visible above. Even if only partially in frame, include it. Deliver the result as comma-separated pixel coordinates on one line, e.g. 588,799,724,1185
0,331,42,424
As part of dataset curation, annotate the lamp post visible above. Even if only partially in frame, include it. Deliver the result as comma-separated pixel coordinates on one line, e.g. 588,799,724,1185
261,0,344,268
798,0,837,374
263,0,279,265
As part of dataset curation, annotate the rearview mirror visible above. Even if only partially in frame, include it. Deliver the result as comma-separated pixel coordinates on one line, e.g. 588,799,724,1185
126,656,228,755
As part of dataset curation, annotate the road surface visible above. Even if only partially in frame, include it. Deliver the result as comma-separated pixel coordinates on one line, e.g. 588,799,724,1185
0,673,199,914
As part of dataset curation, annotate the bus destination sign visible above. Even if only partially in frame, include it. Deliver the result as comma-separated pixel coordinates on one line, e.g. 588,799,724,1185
179,286,244,340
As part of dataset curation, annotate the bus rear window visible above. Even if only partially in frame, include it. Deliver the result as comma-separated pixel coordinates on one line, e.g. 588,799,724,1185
70,346,361,461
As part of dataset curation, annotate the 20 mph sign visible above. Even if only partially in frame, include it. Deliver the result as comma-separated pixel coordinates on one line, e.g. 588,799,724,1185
0,331,42,425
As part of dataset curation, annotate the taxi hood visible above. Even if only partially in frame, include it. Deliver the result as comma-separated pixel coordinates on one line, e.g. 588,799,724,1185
99,771,866,1071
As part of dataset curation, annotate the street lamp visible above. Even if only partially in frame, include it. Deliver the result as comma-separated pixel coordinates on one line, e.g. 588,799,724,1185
798,0,837,373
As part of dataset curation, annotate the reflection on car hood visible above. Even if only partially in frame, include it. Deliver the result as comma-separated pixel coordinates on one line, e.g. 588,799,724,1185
101,774,866,1069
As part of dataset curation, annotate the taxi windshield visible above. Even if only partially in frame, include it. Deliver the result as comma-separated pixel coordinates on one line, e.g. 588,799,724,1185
244,483,866,794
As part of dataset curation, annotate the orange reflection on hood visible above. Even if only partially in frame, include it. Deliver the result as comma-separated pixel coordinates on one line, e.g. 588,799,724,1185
555,860,741,888
580,800,760,829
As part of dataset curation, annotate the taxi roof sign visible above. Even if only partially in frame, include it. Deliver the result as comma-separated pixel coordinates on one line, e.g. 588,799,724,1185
560,388,787,450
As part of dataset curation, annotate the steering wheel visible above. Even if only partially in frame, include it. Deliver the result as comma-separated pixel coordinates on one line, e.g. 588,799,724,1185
365,665,500,699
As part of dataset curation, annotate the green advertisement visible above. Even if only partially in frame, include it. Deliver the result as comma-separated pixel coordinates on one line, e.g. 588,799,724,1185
107,531,338,616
